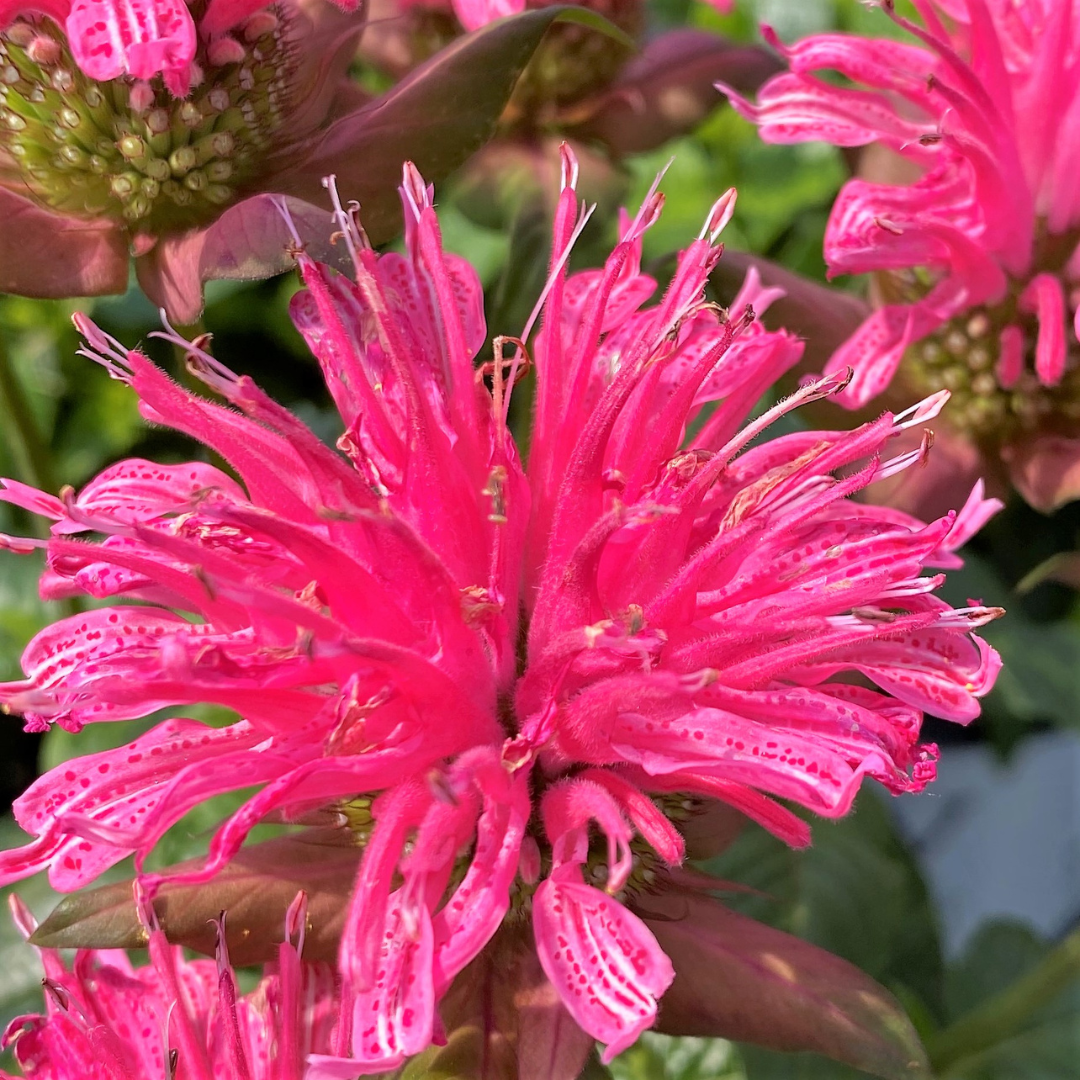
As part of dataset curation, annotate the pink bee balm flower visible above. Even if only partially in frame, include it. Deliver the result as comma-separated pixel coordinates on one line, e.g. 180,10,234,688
0,155,1000,1072
1,892,345,1080
0,0,365,312
0,3,570,322
722,0,1080,510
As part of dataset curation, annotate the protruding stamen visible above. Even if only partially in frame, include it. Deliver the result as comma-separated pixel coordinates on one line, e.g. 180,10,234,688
559,141,578,191
701,187,737,244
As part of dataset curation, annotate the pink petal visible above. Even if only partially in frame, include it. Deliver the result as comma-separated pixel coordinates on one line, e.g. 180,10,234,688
996,323,1025,388
65,0,196,82
719,73,927,149
343,894,435,1071
68,459,245,527
431,761,530,994
452,0,524,32
825,302,946,407
533,868,674,1062
1019,272,1067,385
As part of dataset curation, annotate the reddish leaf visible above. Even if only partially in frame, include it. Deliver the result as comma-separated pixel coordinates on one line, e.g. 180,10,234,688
1003,433,1080,512
30,829,361,965
135,196,353,322
274,7,627,233
636,882,931,1080
0,189,128,299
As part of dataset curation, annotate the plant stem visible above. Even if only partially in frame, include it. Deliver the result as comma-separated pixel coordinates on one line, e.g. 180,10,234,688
0,321,57,498
929,923,1080,1075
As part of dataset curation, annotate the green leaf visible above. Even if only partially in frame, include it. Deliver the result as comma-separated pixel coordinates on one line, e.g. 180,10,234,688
30,829,361,965
944,922,1049,1021
610,1034,745,1080
704,790,944,1018
928,923,1080,1080
638,884,930,1080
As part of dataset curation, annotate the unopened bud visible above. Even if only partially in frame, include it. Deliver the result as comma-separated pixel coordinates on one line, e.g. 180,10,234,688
145,108,170,134
129,80,155,114
206,160,232,182
207,35,246,67
206,87,231,112
243,11,278,39
118,134,145,159
26,34,62,65
178,100,202,127
168,146,197,174
704,187,737,243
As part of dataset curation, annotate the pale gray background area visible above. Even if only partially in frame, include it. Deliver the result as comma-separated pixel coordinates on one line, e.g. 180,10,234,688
891,731,1080,956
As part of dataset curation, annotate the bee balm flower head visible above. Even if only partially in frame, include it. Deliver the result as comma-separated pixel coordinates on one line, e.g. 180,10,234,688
0,152,1001,1073
723,0,1080,510
1,892,344,1080
0,0,364,308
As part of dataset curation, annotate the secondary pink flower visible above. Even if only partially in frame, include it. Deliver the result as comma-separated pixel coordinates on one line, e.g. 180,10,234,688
1,892,344,1080
0,0,364,311
722,1,1080,510
0,155,1000,1071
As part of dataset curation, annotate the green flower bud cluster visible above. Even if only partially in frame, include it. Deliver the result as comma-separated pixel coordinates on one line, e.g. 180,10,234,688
0,7,295,232
885,270,1080,445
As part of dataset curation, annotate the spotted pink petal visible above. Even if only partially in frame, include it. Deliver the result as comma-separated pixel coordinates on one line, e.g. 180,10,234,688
824,302,947,407
1019,271,1067,385
65,0,197,82
340,894,435,1072
431,758,530,994
533,866,674,1063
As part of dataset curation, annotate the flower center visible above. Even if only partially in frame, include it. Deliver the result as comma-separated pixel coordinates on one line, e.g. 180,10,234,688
0,7,296,232
883,264,1080,445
